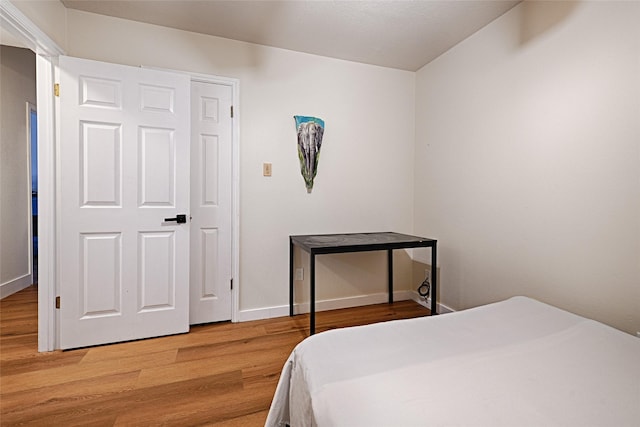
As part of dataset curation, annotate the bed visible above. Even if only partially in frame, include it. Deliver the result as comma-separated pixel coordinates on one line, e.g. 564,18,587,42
266,296,640,427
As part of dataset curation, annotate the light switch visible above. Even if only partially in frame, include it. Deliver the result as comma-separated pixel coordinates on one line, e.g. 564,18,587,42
263,162,272,177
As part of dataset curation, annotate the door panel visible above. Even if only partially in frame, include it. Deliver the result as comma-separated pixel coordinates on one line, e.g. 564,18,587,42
139,126,175,205
201,134,219,205
201,228,219,298
80,76,121,108
138,231,175,310
80,121,121,206
58,56,190,349
140,84,175,113
190,81,233,324
80,232,121,317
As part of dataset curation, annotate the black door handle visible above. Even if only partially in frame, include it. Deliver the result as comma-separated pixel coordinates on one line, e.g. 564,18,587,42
164,214,187,224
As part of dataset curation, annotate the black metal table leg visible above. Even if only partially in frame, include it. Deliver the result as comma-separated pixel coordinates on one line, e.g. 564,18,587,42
387,249,393,304
310,254,316,335
289,238,294,317
431,242,437,315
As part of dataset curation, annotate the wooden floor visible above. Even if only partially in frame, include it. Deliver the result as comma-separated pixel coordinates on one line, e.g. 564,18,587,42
1,286,429,426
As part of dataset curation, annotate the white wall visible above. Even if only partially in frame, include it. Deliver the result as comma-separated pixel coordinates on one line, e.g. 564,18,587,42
414,1,640,334
0,45,35,298
10,0,67,51
63,10,416,313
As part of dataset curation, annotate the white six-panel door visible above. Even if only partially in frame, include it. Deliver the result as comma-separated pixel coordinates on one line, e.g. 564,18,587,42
189,81,233,324
58,56,191,349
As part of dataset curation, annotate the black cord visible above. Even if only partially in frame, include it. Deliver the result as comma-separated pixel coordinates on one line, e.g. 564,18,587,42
418,277,430,299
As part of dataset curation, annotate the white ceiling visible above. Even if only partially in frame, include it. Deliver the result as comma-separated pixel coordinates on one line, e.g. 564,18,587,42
61,0,520,71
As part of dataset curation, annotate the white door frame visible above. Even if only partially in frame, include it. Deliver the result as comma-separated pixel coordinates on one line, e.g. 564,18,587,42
1,2,241,350
1,0,64,352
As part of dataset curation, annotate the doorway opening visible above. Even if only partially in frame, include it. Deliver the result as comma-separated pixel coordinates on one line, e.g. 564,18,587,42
29,105,38,284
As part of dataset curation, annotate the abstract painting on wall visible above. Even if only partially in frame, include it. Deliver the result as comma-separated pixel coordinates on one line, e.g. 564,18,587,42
294,115,325,193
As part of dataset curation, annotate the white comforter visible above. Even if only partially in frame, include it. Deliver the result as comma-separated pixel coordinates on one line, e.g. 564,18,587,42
266,297,640,427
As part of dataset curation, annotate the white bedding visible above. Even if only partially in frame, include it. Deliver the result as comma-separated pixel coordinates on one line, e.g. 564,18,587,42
266,297,640,427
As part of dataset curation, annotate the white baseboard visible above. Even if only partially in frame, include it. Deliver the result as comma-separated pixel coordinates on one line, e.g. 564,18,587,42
237,290,416,322
1,274,32,299
236,290,456,322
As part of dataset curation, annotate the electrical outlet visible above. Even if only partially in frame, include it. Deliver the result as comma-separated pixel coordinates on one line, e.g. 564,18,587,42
263,162,272,177
295,268,304,281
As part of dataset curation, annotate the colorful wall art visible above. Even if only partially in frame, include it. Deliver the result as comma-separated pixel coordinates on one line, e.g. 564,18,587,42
294,115,325,193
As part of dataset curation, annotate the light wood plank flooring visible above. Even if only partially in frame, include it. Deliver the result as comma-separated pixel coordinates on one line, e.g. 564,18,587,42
1,285,429,426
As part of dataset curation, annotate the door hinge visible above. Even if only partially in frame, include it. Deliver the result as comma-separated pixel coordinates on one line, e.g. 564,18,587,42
230,278,233,290
54,83,60,97
55,296,61,309
230,105,234,118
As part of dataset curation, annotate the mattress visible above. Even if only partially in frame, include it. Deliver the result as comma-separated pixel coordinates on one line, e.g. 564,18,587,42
266,296,640,427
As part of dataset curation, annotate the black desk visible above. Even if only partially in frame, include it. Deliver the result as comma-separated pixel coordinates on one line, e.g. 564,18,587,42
289,232,437,335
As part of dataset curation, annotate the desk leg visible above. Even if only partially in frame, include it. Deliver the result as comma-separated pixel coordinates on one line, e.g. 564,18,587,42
289,239,294,317
431,243,437,315
310,254,316,335
387,250,393,304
